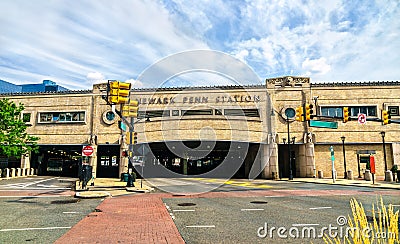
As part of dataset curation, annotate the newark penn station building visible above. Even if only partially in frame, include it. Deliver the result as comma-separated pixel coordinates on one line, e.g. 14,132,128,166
1,77,399,180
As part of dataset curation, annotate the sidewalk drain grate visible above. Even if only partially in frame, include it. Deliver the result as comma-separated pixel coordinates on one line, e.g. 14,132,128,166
250,201,268,204
51,199,80,204
177,203,196,206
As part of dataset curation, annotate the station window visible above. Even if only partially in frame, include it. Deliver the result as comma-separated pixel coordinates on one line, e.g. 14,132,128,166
172,110,180,116
321,107,342,117
38,111,86,123
139,110,170,118
388,106,399,116
22,112,33,124
349,106,377,117
224,109,260,117
321,106,377,117
181,109,213,116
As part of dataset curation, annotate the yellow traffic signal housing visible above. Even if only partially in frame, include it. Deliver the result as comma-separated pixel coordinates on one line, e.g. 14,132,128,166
343,107,349,123
295,106,304,122
304,103,314,121
129,100,139,118
121,100,139,117
382,110,390,125
107,81,131,104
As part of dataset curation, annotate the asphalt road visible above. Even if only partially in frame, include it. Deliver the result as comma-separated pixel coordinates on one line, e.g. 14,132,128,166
150,178,400,244
0,176,103,243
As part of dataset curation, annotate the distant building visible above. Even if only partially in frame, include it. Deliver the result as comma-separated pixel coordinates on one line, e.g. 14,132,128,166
0,79,68,93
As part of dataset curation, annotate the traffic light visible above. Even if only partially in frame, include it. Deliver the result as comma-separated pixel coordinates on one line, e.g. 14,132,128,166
304,104,314,121
107,80,131,104
382,110,390,125
295,106,304,122
343,107,349,123
126,132,138,144
121,100,139,117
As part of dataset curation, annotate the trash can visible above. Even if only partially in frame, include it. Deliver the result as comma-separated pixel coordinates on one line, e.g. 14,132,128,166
79,164,92,189
122,173,129,182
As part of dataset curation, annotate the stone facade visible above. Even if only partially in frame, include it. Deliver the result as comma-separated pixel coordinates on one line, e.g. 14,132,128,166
1,77,399,179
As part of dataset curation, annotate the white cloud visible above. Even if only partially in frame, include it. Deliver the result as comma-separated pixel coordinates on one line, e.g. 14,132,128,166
0,0,399,89
302,58,331,75
125,79,144,88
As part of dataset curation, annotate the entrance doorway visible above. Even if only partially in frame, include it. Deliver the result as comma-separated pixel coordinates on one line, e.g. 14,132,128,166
97,145,120,178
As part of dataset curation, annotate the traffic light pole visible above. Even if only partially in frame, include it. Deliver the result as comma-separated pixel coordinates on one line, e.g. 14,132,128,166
287,117,293,180
126,116,135,187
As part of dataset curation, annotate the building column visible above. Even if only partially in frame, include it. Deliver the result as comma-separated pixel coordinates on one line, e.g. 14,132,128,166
261,135,279,179
89,145,98,178
20,153,30,169
299,133,316,177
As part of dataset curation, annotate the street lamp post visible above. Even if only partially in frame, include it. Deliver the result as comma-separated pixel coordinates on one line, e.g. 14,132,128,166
287,116,293,180
380,131,387,180
341,136,347,179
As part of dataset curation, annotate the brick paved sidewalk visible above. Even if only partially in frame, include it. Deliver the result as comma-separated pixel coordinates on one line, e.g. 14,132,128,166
55,193,184,244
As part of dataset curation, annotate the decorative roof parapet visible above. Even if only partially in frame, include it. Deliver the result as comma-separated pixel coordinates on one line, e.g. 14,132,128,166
311,81,400,87
93,83,265,93
266,76,310,87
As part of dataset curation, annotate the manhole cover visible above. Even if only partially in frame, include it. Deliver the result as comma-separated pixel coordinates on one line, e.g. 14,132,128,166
177,203,196,206
250,201,268,204
51,199,80,204
172,194,186,197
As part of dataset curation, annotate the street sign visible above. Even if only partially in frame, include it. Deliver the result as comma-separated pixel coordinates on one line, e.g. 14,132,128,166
309,120,338,129
82,145,94,156
358,113,367,124
118,121,128,132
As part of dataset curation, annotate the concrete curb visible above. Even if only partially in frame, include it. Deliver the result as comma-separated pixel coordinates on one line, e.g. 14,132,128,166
289,179,399,190
125,187,155,193
75,191,111,199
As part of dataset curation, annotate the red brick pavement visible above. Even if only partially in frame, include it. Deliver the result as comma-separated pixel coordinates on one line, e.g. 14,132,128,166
55,189,399,243
55,193,185,244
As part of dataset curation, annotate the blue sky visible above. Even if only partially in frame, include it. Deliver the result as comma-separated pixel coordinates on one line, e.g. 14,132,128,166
0,0,399,90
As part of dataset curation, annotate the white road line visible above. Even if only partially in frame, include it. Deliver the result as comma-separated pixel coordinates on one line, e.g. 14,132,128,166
0,226,71,232
173,209,195,212
264,195,284,198
309,207,332,210
63,212,80,214
186,225,215,228
241,209,264,211
23,177,57,187
392,205,400,207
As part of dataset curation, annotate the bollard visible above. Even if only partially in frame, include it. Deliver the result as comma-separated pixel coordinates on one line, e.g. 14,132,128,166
385,170,393,182
364,170,372,181
30,168,35,175
22,168,26,176
11,168,16,178
347,170,353,180
0,168,2,178
317,170,323,179
4,168,10,178
16,168,22,177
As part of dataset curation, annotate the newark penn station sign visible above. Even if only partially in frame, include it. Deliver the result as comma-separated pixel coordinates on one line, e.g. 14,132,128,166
137,95,261,105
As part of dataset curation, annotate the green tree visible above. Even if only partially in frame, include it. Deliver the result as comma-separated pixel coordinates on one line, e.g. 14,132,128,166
0,98,39,157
